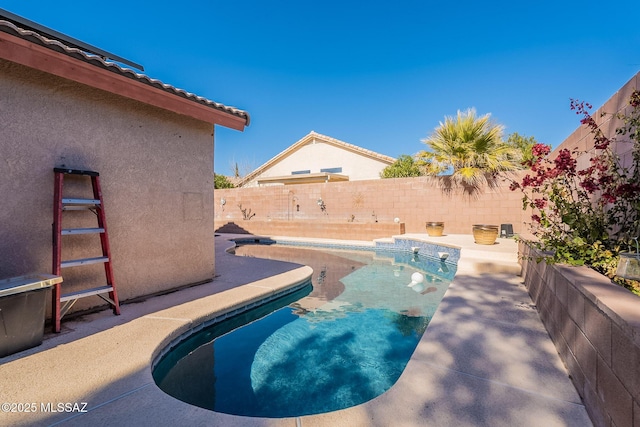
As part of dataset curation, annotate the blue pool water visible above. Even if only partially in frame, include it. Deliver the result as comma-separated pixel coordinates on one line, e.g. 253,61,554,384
153,244,456,418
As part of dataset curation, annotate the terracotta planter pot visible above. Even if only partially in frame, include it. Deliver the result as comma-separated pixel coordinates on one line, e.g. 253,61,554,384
425,222,444,237
472,224,499,245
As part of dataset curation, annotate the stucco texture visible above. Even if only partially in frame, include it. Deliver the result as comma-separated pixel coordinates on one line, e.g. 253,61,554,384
246,139,392,186
0,59,216,315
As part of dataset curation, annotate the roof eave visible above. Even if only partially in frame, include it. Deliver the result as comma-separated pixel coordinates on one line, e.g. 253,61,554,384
0,27,248,130
257,172,350,185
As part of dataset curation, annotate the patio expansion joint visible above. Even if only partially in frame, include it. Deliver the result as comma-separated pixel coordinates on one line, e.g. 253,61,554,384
47,383,153,426
143,315,193,322
422,361,585,407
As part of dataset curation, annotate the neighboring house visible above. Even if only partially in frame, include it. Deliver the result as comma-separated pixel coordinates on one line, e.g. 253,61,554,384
0,13,249,316
239,131,396,187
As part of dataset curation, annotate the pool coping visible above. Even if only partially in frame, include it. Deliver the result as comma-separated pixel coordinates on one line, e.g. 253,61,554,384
0,233,592,427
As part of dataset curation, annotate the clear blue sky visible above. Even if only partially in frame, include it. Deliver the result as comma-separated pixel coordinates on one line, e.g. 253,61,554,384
3,1,639,176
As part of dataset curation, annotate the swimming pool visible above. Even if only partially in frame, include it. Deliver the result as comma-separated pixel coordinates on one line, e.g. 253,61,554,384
153,244,456,418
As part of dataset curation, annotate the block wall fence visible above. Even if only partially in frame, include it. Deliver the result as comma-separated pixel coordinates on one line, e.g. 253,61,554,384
215,72,640,243
555,72,639,173
520,243,640,427
214,175,528,239
517,72,640,427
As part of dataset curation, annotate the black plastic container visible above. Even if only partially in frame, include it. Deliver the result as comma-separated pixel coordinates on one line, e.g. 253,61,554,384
0,275,59,358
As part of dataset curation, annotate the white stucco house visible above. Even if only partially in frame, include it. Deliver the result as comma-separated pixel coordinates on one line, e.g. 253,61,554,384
238,131,396,187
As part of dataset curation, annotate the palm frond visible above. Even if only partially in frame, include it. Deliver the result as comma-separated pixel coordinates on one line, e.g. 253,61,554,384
421,108,520,186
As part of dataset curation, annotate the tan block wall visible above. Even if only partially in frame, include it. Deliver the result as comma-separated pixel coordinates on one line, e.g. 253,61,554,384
216,220,405,241
520,243,640,427
0,60,216,314
554,72,639,164
215,175,527,238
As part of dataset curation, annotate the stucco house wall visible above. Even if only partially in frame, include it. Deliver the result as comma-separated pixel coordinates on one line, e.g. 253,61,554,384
255,138,392,182
0,18,248,317
240,132,396,187
0,60,213,310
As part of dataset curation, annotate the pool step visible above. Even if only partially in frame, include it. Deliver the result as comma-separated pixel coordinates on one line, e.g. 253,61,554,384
458,256,522,275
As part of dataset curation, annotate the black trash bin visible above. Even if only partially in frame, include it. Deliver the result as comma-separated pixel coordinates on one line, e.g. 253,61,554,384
0,274,62,357
500,224,514,238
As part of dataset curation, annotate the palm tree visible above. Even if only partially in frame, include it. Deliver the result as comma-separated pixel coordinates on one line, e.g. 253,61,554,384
417,108,521,186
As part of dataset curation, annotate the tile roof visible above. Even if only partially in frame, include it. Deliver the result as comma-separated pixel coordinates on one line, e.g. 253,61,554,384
0,19,250,125
305,131,397,163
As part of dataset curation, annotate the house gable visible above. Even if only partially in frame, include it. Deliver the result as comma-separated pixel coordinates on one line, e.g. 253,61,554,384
240,131,396,186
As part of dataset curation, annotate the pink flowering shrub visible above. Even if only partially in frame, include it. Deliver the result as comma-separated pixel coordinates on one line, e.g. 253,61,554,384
510,91,640,290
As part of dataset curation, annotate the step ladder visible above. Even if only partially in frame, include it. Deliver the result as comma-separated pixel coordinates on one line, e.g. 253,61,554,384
52,168,120,332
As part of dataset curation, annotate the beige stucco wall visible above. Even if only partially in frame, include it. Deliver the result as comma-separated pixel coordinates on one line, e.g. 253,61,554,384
245,138,392,186
0,59,216,314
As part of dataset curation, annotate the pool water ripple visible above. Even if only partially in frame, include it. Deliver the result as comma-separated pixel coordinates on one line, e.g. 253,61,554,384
153,245,456,418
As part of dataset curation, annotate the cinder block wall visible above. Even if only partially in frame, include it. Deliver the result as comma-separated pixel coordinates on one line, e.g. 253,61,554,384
215,175,527,238
0,60,216,314
555,73,639,171
518,72,640,427
520,243,640,427
215,220,405,241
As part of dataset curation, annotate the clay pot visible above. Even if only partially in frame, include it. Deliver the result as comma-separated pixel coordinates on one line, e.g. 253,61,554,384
426,222,444,237
472,224,499,245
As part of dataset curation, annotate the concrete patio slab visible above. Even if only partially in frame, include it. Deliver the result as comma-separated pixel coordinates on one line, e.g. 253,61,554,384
0,233,592,426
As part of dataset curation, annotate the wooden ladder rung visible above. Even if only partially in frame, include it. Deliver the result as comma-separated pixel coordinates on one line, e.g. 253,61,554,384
60,285,114,302
61,256,109,268
61,227,105,235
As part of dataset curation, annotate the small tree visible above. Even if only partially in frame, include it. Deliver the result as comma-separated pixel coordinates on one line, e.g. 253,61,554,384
380,155,423,178
214,173,235,189
506,132,538,167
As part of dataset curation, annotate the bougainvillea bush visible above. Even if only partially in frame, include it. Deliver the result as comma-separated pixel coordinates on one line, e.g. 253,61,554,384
510,90,640,293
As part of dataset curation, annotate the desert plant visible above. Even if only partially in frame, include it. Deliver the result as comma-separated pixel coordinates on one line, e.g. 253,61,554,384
418,108,521,186
238,203,256,220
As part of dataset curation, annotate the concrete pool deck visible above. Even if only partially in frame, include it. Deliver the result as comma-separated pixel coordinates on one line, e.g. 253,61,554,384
0,233,592,426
